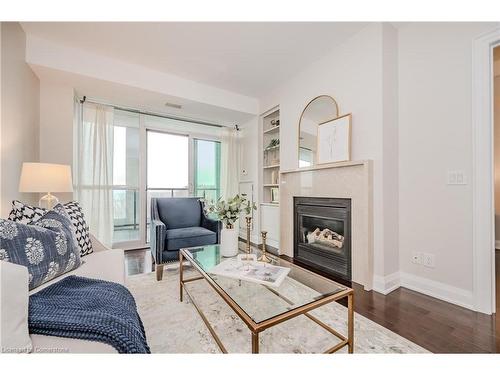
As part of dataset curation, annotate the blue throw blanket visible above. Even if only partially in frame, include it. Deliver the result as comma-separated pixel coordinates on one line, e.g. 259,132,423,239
29,276,150,354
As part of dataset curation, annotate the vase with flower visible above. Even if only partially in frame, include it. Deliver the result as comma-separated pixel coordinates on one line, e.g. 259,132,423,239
201,195,257,257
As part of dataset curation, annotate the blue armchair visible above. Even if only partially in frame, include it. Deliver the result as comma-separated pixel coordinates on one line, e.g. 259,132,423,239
150,197,221,281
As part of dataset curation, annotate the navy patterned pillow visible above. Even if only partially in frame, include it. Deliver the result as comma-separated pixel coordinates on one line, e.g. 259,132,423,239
0,204,82,290
8,200,93,257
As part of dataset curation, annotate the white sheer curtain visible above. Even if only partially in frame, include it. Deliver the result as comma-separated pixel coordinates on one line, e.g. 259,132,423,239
74,102,114,247
220,127,239,200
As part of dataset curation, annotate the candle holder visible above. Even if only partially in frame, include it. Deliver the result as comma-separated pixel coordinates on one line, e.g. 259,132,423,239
258,231,272,263
244,216,252,260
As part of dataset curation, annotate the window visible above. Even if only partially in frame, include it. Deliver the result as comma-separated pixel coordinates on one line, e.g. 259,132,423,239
86,109,224,247
112,111,140,244
145,133,221,243
113,126,127,186
146,130,190,242
194,139,221,201
147,131,189,190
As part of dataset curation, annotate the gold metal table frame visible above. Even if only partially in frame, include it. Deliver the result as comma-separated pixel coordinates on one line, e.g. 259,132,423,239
179,248,354,354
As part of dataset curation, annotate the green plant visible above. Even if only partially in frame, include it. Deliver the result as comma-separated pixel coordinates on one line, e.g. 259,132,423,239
266,138,280,149
201,195,257,229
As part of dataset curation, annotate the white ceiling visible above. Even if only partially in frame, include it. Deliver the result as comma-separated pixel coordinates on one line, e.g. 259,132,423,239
21,22,367,97
31,65,256,126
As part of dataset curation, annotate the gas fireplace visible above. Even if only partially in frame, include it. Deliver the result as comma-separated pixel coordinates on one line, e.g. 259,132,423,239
294,197,351,282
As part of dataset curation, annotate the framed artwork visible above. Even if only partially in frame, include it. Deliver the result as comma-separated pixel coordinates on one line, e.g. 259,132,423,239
317,113,352,164
270,187,279,203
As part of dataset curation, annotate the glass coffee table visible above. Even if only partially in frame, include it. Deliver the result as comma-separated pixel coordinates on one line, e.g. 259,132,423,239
179,245,354,354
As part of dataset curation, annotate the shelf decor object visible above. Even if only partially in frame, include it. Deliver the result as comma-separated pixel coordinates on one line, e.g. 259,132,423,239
317,113,352,164
271,170,278,184
18,162,73,209
258,230,272,263
270,187,279,204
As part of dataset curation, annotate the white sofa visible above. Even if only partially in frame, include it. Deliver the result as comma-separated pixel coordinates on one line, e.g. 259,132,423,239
0,235,125,353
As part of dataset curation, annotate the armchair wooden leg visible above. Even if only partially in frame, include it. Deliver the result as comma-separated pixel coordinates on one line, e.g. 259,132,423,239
156,264,164,281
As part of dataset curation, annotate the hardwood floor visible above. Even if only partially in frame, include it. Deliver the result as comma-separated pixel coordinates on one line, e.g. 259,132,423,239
125,248,500,353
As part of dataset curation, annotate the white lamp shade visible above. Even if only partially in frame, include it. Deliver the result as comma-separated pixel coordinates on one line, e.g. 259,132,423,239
19,163,73,193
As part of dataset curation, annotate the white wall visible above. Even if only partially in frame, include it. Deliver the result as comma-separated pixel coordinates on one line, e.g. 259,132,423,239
398,23,499,307
494,73,500,242
258,24,392,283
39,80,74,202
381,24,400,278
0,22,2,217
238,115,260,244
0,22,40,217
244,22,500,309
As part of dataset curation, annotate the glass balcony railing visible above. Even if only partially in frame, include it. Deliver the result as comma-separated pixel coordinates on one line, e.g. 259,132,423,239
195,188,220,202
112,188,140,243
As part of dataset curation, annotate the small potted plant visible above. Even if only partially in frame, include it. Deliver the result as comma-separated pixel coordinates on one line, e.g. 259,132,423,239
202,195,257,257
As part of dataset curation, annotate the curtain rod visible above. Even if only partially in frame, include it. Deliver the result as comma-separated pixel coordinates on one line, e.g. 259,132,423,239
79,96,240,130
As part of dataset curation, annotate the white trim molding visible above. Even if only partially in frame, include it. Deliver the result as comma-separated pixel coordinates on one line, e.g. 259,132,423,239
472,26,500,315
400,273,474,311
372,272,401,295
372,271,474,310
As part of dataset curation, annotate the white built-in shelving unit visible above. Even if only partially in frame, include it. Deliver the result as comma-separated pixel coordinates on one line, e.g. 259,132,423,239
260,107,281,251
262,108,280,205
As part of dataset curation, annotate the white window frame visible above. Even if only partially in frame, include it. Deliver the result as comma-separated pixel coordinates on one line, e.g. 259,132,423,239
137,119,222,246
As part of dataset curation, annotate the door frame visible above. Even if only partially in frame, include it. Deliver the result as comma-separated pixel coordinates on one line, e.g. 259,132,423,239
472,26,500,314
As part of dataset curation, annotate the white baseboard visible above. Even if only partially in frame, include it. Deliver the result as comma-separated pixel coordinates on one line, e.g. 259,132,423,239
238,232,260,245
372,272,401,295
372,271,474,310
399,272,474,311
495,240,500,249
266,238,279,251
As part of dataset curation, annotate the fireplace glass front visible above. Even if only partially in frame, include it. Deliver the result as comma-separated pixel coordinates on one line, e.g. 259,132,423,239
294,197,351,281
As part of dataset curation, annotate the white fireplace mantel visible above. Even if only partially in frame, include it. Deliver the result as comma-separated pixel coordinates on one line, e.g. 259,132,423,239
279,160,374,290
281,160,369,175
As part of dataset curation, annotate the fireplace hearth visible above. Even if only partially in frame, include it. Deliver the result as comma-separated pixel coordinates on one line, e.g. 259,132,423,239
294,197,351,282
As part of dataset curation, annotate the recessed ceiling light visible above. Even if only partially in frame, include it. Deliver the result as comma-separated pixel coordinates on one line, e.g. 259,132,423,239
164,102,182,109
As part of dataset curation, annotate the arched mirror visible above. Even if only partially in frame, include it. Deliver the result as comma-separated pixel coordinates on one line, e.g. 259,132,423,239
298,95,339,168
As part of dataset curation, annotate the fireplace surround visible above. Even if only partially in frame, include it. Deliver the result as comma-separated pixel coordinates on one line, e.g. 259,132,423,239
294,197,352,282
279,160,373,290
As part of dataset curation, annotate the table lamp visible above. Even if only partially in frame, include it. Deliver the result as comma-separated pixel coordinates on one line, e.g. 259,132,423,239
19,162,73,209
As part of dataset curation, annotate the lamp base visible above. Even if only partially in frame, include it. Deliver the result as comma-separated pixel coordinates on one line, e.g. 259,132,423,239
39,193,59,210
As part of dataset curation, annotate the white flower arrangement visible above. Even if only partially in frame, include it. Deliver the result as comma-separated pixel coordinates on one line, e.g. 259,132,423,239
201,194,257,230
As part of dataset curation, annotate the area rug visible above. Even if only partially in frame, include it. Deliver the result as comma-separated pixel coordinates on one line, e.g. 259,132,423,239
126,266,429,354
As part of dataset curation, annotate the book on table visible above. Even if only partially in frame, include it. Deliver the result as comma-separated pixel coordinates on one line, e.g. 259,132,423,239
208,258,291,288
